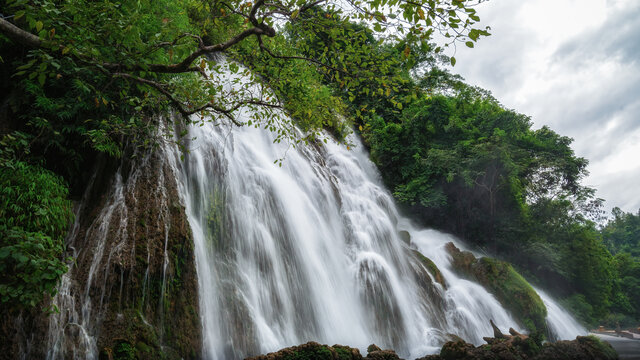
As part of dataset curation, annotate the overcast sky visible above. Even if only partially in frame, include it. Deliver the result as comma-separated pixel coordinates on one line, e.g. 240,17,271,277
449,0,640,215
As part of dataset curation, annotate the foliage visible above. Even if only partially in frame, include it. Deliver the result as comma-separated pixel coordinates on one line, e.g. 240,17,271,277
602,207,640,256
1,0,631,335
600,209,640,322
113,341,136,360
0,0,490,155
0,158,72,310
309,29,626,326
0,0,490,322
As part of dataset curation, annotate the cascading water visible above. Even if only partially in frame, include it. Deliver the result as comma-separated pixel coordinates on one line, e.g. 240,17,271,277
536,288,587,340
166,61,585,359
43,127,202,360
40,60,586,359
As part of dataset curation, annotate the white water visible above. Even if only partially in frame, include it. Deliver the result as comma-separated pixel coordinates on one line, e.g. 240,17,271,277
42,60,586,359
537,288,587,340
45,140,177,359
164,62,583,359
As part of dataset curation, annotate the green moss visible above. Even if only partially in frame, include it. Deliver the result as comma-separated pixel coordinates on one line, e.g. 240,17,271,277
446,242,547,339
283,345,333,360
478,257,547,337
113,341,135,360
334,346,353,360
135,341,151,355
413,250,447,288
581,335,618,359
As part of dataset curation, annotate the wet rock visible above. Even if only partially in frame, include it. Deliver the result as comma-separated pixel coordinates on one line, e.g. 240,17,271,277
248,332,618,360
245,341,404,360
245,341,363,360
490,320,506,339
445,242,547,338
1,141,201,359
398,231,411,245
366,349,402,360
413,250,447,289
533,335,618,360
365,344,401,360
417,327,618,360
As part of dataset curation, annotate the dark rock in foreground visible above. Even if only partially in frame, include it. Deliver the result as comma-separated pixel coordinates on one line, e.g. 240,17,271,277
246,334,618,360
419,334,617,360
244,341,400,360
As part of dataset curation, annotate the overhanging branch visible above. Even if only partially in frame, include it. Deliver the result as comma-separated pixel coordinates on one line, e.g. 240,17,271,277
0,17,42,48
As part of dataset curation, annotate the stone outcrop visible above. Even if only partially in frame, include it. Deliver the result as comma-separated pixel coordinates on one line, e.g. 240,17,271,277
418,334,618,360
445,242,547,339
1,141,201,359
245,341,401,360
246,332,619,360
412,250,447,289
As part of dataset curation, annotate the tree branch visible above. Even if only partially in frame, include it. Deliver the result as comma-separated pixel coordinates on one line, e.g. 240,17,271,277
257,35,349,76
111,72,281,127
0,17,42,48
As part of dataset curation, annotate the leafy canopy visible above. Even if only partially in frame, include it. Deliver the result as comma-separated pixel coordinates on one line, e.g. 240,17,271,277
1,0,490,153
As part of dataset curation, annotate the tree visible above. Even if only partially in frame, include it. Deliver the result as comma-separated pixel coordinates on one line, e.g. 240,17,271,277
0,0,490,149
0,0,489,311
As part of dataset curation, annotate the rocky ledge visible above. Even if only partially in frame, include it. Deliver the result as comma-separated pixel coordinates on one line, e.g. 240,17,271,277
245,341,401,360
246,324,618,360
418,324,618,360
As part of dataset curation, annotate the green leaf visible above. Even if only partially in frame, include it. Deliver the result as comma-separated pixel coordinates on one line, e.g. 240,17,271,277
36,21,43,32
450,57,457,66
465,41,474,48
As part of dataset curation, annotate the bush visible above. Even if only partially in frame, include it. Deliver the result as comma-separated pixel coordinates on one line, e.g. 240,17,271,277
0,160,72,310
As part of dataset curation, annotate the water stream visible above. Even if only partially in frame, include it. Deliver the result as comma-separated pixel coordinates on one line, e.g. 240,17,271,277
43,61,586,359
168,61,585,357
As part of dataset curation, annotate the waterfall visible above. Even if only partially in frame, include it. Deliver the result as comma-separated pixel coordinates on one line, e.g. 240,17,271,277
41,60,585,359
536,288,587,340
43,127,201,360
161,61,587,359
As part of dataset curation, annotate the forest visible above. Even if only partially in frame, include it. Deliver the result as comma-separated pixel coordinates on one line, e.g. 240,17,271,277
0,0,638,359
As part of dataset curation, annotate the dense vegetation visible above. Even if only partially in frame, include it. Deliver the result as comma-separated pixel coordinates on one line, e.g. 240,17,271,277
0,0,637,339
336,33,636,328
601,209,640,326
0,0,487,312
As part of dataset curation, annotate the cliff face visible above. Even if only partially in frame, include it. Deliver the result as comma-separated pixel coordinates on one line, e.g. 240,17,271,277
1,140,201,359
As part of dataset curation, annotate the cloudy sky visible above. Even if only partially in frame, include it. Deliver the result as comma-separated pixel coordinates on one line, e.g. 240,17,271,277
449,0,640,215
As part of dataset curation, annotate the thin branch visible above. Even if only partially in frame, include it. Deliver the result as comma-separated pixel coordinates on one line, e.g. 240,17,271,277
0,17,42,48
257,35,349,76
111,72,281,127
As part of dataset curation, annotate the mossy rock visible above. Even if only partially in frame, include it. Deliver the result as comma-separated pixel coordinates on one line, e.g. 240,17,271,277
532,335,619,360
445,242,547,339
398,230,411,245
245,341,365,360
419,334,618,360
412,250,447,289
